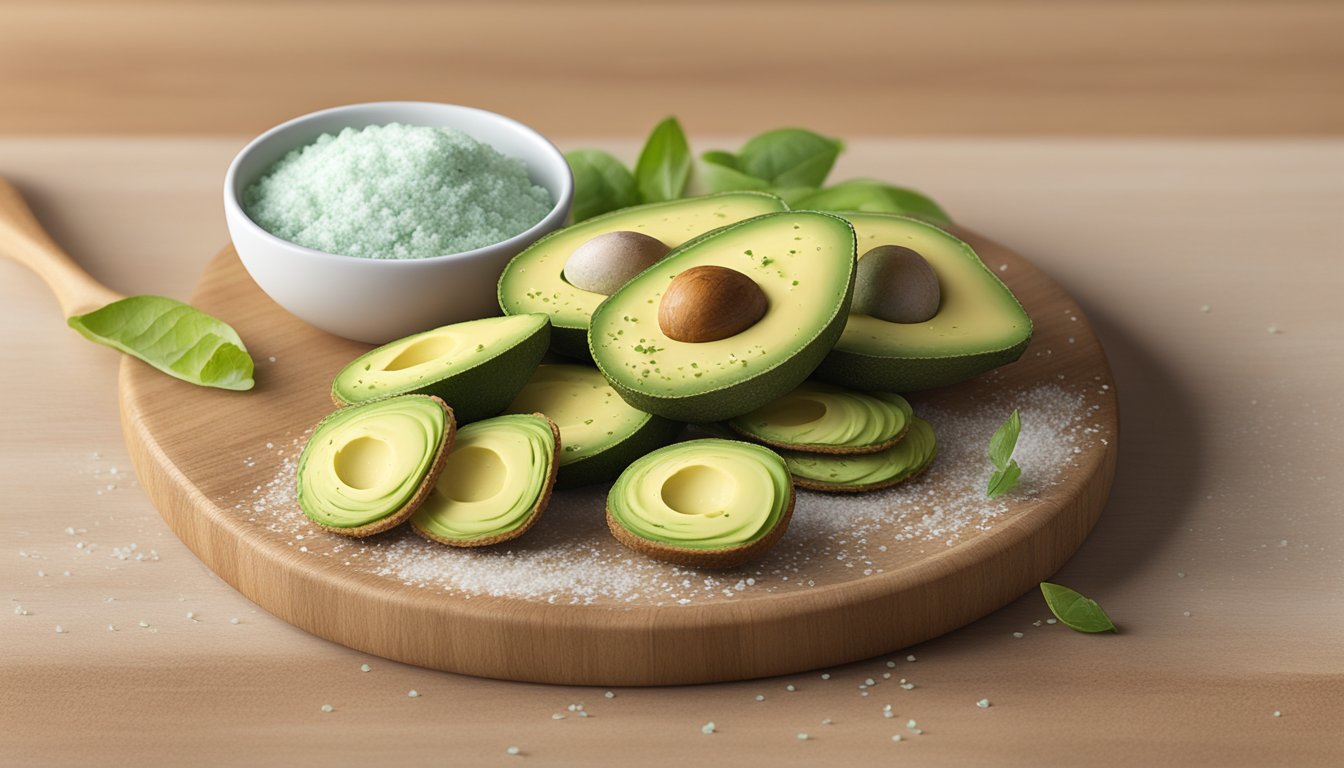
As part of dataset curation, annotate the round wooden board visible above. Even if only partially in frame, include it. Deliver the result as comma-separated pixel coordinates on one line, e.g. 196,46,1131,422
119,228,1117,686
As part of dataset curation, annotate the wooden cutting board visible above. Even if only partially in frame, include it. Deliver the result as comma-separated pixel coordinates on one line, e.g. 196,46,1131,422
118,229,1117,686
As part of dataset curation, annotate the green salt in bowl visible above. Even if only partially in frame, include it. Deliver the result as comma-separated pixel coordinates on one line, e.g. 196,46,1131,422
224,102,573,344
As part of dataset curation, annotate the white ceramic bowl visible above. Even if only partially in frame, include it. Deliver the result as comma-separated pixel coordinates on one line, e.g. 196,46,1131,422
223,102,573,344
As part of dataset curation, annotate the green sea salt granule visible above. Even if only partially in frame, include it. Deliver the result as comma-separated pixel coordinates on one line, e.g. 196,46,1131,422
243,123,553,259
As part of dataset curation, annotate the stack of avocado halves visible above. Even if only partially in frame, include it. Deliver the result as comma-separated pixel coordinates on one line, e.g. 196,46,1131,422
296,193,1031,568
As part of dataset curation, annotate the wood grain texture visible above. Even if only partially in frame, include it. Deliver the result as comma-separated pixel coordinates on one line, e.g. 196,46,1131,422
4,138,1342,766
1,1,1341,136
116,231,1117,685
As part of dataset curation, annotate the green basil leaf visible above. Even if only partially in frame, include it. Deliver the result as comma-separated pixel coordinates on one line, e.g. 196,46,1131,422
1040,582,1118,633
634,117,692,203
737,128,842,188
565,149,639,222
694,150,771,194
767,186,820,207
988,409,1021,470
68,296,255,391
986,460,1021,498
792,180,952,225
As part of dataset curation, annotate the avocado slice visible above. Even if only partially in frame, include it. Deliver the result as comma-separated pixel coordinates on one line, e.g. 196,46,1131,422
727,383,912,455
784,416,937,492
502,363,683,489
297,395,455,537
498,192,788,358
606,438,794,569
411,413,560,547
812,213,1032,391
331,314,549,423
589,211,857,423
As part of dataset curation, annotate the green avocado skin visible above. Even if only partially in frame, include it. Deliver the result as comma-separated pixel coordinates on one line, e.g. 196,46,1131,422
332,320,550,424
590,212,857,424
811,338,1032,393
556,416,684,489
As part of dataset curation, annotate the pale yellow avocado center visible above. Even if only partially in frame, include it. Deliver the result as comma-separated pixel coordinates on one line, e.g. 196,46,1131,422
660,464,735,518
625,452,772,542
504,365,644,462
357,315,540,388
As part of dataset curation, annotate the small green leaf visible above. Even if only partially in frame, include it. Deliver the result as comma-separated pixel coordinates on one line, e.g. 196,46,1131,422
988,409,1021,470
693,150,771,194
1040,582,1117,633
792,179,952,225
565,149,638,222
766,186,820,207
634,117,692,203
986,461,1021,498
68,296,255,391
737,128,842,188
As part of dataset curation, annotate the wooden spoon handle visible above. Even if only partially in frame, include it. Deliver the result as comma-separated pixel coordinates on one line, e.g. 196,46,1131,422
0,176,124,317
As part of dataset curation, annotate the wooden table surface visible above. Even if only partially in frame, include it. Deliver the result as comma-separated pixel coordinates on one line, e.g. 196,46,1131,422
1,138,1341,767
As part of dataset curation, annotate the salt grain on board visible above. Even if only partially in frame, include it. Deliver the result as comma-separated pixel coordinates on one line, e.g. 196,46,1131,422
235,384,1098,607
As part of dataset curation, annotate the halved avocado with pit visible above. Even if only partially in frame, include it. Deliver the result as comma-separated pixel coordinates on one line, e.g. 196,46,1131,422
498,192,788,358
606,438,794,569
589,210,857,423
784,416,937,492
331,314,549,423
297,395,455,537
502,363,683,488
411,413,560,547
812,213,1032,391
727,382,911,455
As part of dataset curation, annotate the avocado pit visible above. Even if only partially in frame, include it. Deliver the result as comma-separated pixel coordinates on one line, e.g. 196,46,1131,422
854,245,941,324
564,230,670,295
658,265,768,343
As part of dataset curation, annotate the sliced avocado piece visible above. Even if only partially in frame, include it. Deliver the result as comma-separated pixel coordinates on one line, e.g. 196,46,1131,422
411,413,559,547
727,383,911,455
606,438,794,568
498,192,788,358
812,213,1032,391
297,395,454,537
331,314,549,423
785,416,937,492
502,363,682,489
589,211,857,423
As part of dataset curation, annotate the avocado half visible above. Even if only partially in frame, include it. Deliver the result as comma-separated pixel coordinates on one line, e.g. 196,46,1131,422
297,394,455,537
411,413,560,547
784,416,938,493
589,211,857,423
497,192,788,358
812,213,1032,392
331,314,549,423
606,438,794,569
502,363,683,489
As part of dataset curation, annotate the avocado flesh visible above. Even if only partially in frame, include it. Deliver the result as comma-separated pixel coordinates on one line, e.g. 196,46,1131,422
502,363,682,488
331,314,549,423
590,211,857,423
728,383,911,453
411,414,556,543
812,213,1032,392
608,439,791,550
785,417,937,490
498,192,788,358
298,395,449,529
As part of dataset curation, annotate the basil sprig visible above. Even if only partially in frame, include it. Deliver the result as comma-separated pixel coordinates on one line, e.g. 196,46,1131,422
986,408,1021,497
1040,582,1117,633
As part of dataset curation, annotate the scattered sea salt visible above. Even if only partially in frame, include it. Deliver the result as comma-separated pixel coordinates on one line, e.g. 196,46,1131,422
408,690,420,698
977,699,991,708
506,746,520,756
361,664,371,672
701,722,716,734
321,704,333,713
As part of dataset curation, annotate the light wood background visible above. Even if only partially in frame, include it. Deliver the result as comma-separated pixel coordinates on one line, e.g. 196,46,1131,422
0,0,1341,136
2,137,1341,765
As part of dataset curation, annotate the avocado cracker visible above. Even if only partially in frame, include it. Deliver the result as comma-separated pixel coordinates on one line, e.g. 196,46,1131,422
411,413,560,547
589,210,857,422
728,383,912,455
297,395,455,537
498,192,788,358
503,364,683,488
606,438,794,569
784,416,937,492
813,213,1032,392
331,314,549,423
